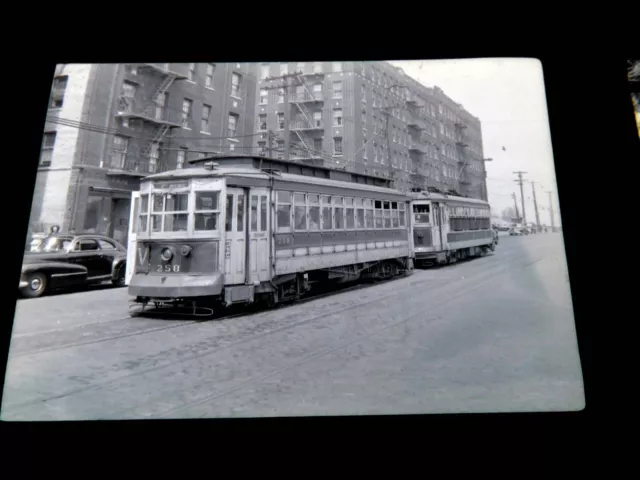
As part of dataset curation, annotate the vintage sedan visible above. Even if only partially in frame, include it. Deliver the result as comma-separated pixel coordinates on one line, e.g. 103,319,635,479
19,233,127,298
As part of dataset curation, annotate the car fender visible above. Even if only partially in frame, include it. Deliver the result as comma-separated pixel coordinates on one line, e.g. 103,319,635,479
111,255,127,281
20,262,88,287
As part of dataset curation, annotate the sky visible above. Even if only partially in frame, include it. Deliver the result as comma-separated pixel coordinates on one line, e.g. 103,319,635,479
389,58,561,226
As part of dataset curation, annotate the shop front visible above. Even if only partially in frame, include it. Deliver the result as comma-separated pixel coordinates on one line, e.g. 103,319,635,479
82,186,132,245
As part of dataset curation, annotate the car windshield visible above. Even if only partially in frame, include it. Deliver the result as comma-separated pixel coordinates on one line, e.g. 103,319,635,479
33,236,73,252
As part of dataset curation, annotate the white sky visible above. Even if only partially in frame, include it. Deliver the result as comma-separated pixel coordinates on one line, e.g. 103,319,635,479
390,58,561,226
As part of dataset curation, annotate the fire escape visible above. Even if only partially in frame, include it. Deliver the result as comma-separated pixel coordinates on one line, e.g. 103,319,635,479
288,71,325,162
110,63,187,176
406,90,428,189
454,121,471,189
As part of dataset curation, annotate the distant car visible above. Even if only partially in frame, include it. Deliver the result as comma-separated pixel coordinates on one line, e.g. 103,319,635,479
509,227,524,236
19,233,127,298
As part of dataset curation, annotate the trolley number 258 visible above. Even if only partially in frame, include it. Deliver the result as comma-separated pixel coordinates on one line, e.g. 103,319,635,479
157,264,180,273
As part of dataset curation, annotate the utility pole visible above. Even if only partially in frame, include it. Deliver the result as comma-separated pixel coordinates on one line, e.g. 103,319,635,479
513,171,527,225
512,192,520,223
531,181,541,230
267,130,274,157
262,72,302,161
547,191,556,232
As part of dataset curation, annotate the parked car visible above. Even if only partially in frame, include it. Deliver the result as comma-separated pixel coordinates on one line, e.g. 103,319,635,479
509,227,524,236
19,233,127,298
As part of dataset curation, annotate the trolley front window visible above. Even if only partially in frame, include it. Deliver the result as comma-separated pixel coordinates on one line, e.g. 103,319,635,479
413,204,430,224
151,193,188,233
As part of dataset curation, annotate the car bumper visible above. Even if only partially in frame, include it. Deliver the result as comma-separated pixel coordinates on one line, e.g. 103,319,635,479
129,272,224,298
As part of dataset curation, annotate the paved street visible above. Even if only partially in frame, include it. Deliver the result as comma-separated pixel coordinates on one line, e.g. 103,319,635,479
1,233,584,420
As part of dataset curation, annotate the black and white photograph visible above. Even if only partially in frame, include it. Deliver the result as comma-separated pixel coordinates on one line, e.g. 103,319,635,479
2,59,585,421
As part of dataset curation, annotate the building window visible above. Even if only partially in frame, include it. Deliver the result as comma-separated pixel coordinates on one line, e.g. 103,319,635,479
111,135,129,169
40,132,56,166
333,80,343,99
181,99,193,129
313,111,323,127
188,63,196,82
362,136,368,159
333,137,343,155
280,63,288,76
259,88,268,104
277,140,285,159
231,73,242,97
333,108,343,126
258,114,267,131
227,113,239,137
50,76,68,108
205,63,215,88
201,104,211,132
333,62,342,72
176,149,186,169
362,109,367,128
257,141,267,155
296,62,305,73
277,112,285,130
313,62,323,73
362,86,367,103
260,64,269,80
314,138,323,152
277,88,285,103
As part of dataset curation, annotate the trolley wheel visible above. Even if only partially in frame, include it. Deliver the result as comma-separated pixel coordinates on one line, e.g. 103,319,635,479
20,272,47,298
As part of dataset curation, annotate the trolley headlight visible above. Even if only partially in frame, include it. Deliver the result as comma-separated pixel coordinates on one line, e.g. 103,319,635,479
180,245,193,257
160,247,173,262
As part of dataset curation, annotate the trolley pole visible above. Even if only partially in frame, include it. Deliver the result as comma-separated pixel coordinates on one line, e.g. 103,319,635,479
547,191,556,232
531,181,541,230
513,171,527,225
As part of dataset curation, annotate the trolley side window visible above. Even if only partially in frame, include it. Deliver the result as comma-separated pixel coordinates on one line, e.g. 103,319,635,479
294,193,307,231
308,194,320,231
251,195,259,232
321,195,332,230
194,191,220,231
334,196,344,230
365,199,374,229
345,197,355,229
236,194,245,232
138,194,149,233
225,194,234,231
374,200,383,228
391,202,399,228
399,202,406,227
383,201,391,228
355,198,365,229
276,191,291,232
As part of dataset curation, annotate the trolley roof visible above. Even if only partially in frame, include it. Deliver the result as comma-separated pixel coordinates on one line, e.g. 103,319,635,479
409,190,490,206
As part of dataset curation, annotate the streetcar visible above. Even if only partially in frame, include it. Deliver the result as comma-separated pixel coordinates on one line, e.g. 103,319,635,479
125,155,415,315
409,190,495,267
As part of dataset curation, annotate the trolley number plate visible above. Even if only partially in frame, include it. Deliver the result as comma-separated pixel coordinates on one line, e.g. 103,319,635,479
157,264,180,273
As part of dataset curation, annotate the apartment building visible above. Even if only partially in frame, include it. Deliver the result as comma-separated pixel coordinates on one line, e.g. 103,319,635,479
31,62,257,244
254,61,487,200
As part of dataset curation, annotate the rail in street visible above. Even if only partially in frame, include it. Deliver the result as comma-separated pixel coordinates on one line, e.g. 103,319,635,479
1,233,584,420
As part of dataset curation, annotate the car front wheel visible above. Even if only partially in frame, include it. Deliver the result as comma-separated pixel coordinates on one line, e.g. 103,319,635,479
21,272,47,298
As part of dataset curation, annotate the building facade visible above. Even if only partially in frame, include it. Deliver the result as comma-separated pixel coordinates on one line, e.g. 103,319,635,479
254,61,487,200
31,62,257,244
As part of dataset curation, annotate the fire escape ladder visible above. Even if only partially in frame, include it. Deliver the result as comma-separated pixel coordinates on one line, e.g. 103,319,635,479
142,124,170,157
295,102,315,128
293,131,313,159
152,73,177,103
298,75,315,99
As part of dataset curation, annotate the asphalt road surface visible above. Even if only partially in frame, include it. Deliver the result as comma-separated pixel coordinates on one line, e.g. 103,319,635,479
2,233,585,420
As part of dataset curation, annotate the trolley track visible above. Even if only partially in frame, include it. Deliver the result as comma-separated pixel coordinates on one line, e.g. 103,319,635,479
5,250,524,413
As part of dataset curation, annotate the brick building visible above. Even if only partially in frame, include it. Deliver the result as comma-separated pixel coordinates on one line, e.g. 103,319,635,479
31,62,257,244
254,61,487,199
